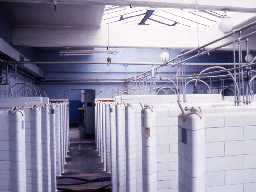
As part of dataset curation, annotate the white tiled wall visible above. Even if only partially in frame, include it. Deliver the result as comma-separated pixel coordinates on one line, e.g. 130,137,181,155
126,104,143,192
0,98,68,192
143,104,179,192
179,105,256,192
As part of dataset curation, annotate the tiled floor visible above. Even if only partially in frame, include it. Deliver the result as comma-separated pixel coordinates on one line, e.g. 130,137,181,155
57,128,111,192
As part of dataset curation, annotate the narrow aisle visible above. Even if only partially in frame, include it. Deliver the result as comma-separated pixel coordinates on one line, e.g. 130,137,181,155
57,128,111,192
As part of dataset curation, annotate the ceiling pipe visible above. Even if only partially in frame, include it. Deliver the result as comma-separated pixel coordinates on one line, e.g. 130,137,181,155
18,61,238,66
128,19,256,81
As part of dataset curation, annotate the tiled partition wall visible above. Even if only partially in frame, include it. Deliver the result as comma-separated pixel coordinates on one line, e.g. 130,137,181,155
126,104,143,192
179,105,256,192
0,97,70,192
95,94,240,192
143,104,179,192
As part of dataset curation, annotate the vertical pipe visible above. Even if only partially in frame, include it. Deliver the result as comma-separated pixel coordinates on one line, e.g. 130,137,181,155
103,103,107,171
9,109,27,192
110,104,118,192
245,38,250,104
116,104,127,192
142,107,157,192
42,105,52,192
238,31,245,104
178,111,205,192
233,41,238,105
106,104,112,173
54,104,61,176
95,102,98,151
50,104,57,192
25,106,43,192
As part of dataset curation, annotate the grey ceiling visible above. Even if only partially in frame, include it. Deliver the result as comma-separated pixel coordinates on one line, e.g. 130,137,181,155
1,2,105,29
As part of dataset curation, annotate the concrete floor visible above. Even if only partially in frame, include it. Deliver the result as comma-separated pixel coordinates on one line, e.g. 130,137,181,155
57,128,111,192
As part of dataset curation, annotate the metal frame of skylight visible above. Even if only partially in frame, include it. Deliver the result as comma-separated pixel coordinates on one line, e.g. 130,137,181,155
105,12,146,24
202,10,226,18
161,9,210,27
104,7,128,15
103,8,146,21
148,17,177,27
187,11,217,23
152,14,191,28
104,5,121,12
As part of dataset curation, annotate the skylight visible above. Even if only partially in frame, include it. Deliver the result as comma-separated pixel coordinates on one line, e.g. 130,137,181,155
102,5,256,30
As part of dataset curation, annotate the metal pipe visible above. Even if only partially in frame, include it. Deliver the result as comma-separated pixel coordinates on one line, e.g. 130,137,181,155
189,65,240,104
128,62,256,83
134,29,256,81
128,19,256,81
184,79,211,94
18,61,240,66
233,41,238,104
156,87,177,95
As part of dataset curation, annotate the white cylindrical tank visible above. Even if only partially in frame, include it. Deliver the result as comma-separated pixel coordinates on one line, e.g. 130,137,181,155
99,103,103,160
25,106,43,192
110,104,118,192
142,107,157,192
41,104,52,192
116,103,127,192
105,103,112,173
49,104,57,192
178,109,205,192
0,109,26,192
102,103,107,171
54,104,62,176
95,102,97,150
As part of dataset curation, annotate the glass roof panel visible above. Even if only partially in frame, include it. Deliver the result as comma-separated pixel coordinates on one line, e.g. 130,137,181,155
102,5,256,29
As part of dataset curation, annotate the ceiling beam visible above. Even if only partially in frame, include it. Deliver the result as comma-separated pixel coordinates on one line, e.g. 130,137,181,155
1,0,256,13
139,10,154,25
19,61,241,66
12,25,256,50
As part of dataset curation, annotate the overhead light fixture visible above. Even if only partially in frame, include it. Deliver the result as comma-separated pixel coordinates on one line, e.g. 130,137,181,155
59,48,118,56
218,11,233,33
52,0,57,12
160,50,170,64
107,57,112,65
245,53,254,63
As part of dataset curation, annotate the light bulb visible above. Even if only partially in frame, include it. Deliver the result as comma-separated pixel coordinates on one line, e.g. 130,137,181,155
218,16,233,33
160,51,170,64
245,53,254,63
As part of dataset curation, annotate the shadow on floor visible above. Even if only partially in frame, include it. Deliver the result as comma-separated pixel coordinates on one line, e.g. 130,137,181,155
57,128,111,192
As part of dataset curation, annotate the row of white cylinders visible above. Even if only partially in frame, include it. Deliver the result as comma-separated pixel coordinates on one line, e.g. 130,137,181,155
0,97,70,192
95,95,256,192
